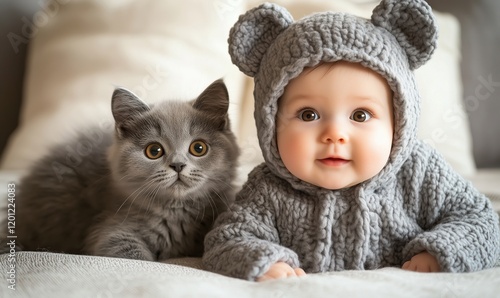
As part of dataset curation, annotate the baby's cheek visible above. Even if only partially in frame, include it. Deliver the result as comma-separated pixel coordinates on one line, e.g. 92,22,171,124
358,132,392,177
277,130,313,178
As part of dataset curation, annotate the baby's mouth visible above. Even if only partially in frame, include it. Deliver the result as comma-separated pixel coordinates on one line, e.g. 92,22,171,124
318,157,350,166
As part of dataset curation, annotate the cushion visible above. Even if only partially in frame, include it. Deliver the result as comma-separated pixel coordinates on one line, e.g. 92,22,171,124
426,0,500,168
0,0,246,173
0,1,39,157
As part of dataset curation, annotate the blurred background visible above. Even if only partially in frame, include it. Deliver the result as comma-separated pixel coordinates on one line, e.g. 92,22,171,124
1,0,499,175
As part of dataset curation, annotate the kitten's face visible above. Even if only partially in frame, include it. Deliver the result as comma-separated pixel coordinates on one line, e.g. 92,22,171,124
108,80,239,205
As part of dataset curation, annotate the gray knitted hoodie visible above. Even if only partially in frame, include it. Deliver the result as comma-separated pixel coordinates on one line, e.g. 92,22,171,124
203,0,500,280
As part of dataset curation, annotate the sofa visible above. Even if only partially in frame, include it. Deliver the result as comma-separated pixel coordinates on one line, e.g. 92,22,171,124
1,0,499,297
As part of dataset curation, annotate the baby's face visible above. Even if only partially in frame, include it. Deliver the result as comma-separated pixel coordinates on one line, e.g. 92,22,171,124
277,61,394,190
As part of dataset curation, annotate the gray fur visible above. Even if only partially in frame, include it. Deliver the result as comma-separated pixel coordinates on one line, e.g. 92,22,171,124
2,79,239,261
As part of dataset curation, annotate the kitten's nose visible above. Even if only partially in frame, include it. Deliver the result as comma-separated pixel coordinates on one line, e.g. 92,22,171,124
170,162,186,173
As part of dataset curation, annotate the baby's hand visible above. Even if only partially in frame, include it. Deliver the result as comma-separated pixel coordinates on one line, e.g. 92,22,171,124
402,251,440,272
257,262,306,282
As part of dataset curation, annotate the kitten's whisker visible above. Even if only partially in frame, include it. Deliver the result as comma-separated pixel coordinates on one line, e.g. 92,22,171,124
135,176,165,211
208,176,236,191
196,193,205,222
144,186,155,215
192,190,207,220
205,192,216,223
151,170,168,180
122,178,163,222
115,178,151,212
115,173,164,220
92,174,109,185
211,190,228,218
203,189,223,223
210,187,233,212
145,183,162,215
118,173,132,181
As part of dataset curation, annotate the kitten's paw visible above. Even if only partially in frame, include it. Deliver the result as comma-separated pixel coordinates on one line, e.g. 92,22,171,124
89,238,155,261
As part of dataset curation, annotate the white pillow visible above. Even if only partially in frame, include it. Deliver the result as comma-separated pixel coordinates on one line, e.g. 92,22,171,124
0,0,246,171
238,0,476,177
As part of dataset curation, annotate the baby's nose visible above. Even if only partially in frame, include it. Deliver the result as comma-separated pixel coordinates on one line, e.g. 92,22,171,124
321,122,349,144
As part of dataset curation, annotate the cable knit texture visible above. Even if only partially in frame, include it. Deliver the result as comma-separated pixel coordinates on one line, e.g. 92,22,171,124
203,0,500,280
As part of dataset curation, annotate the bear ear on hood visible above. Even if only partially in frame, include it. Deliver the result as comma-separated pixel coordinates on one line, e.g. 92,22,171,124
228,3,293,77
371,0,438,70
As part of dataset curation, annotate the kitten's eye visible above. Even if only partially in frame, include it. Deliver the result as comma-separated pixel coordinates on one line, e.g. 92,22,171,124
189,140,208,157
350,109,372,122
145,143,164,159
299,109,319,122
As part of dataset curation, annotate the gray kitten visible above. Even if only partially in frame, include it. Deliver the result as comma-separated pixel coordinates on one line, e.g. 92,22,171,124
4,79,240,261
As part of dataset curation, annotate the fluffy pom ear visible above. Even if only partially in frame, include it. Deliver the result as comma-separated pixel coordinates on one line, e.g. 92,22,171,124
228,3,294,77
371,0,438,70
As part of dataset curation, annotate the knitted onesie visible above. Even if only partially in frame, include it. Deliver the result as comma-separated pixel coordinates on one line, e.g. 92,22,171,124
202,0,500,280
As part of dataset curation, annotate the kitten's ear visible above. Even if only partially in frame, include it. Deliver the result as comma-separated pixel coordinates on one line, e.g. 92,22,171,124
193,79,230,130
111,88,150,136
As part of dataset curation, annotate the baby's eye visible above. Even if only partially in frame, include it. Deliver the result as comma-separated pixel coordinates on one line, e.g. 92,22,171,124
298,109,319,122
350,109,372,122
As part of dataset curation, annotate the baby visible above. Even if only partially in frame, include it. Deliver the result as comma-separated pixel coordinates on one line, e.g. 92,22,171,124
203,0,500,281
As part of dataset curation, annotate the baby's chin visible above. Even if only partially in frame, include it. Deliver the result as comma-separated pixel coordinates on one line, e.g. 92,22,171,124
317,182,359,190
306,175,375,190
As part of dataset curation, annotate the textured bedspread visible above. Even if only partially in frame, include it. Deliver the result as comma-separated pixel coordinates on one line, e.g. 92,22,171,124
0,252,499,298
1,170,499,297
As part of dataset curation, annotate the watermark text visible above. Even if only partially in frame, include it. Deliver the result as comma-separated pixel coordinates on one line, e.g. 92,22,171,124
6,183,17,291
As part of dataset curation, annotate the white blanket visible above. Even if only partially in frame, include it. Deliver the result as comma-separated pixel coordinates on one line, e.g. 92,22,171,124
1,169,499,298
1,252,499,298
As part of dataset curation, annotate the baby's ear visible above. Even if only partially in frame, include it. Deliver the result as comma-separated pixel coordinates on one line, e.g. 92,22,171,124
228,3,293,77
371,0,438,70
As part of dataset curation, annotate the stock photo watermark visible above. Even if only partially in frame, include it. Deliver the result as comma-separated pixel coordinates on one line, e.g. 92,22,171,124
51,120,113,183
5,183,17,291
7,0,72,54
422,74,499,147
129,65,169,100
464,74,500,112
